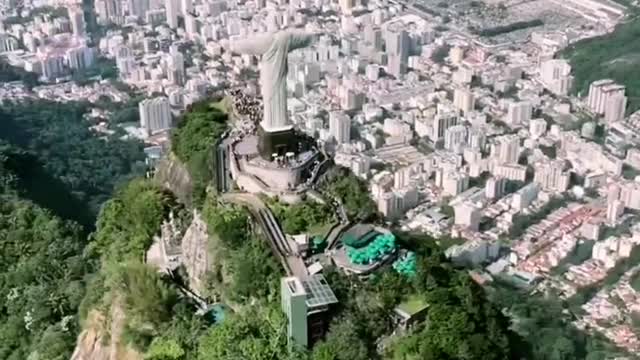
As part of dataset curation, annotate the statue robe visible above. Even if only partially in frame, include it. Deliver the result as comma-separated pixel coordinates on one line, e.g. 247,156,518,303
229,31,315,132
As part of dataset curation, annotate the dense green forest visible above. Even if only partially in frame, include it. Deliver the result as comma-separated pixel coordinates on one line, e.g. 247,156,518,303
268,197,335,234
320,166,378,221
561,16,640,113
0,97,147,359
0,100,145,227
0,193,94,360
488,285,628,360
0,146,96,360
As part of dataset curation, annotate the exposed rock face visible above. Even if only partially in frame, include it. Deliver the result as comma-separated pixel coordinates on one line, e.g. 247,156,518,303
154,153,193,205
181,210,211,295
70,298,142,360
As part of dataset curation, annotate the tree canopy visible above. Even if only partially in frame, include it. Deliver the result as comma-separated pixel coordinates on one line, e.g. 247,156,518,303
322,166,377,221
197,304,300,360
89,179,178,263
0,194,94,360
269,198,335,235
0,99,145,226
171,99,229,206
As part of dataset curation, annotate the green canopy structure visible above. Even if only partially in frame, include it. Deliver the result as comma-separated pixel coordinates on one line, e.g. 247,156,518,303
393,251,417,277
346,233,396,265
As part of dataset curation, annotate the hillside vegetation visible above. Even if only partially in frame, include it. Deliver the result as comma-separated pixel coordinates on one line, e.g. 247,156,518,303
561,17,640,113
0,100,145,226
171,99,229,206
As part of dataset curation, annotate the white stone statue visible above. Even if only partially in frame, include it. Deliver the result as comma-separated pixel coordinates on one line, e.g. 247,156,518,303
225,30,318,133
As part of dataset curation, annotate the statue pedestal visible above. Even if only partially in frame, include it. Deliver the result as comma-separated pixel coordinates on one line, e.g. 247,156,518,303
258,125,298,159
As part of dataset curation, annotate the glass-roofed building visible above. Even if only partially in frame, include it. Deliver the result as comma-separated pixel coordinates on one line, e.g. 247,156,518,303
281,274,338,348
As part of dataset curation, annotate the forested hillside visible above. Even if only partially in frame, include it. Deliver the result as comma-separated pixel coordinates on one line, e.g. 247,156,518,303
0,100,145,227
0,147,96,360
561,15,640,113
0,97,146,359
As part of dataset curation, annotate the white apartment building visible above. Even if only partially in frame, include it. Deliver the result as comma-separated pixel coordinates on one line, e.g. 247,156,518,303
533,160,570,192
604,93,627,124
444,125,468,154
329,111,351,145
165,0,180,29
491,135,520,164
529,118,548,139
539,59,573,96
587,79,626,115
506,100,532,126
453,87,475,114
139,97,172,136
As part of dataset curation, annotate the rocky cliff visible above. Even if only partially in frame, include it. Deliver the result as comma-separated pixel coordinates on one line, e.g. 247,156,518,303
181,210,212,295
70,297,142,360
154,153,193,205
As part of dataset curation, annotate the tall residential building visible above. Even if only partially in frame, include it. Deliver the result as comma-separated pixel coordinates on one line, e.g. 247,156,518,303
387,54,407,79
68,6,86,37
66,46,96,70
444,125,468,154
454,202,481,231
617,181,640,210
431,104,458,140
281,275,337,348
492,135,520,164
467,128,486,150
512,183,540,210
587,79,625,115
606,199,625,224
384,26,410,60
329,111,351,144
95,0,123,25
533,160,570,192
0,34,19,52
139,97,172,135
485,176,507,199
167,46,185,85
340,89,364,111
165,0,180,28
529,118,548,139
506,101,532,126
181,0,193,15
453,87,475,114
40,54,65,81
339,0,355,14
492,164,527,182
128,0,150,18
604,93,627,123
364,25,382,50
442,171,469,196
539,59,573,96
453,66,474,84
449,46,464,65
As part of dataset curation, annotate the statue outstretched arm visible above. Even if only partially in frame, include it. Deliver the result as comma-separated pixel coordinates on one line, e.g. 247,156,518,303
288,31,320,51
227,33,275,55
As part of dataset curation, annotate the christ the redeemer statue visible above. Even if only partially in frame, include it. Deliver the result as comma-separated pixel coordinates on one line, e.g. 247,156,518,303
226,30,317,133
